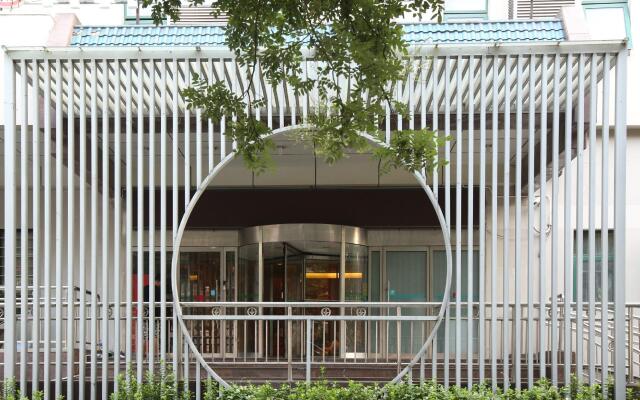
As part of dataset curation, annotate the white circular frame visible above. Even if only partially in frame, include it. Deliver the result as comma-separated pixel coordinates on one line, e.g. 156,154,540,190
170,126,453,387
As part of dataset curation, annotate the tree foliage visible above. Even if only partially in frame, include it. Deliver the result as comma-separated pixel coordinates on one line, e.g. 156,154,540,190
144,0,448,174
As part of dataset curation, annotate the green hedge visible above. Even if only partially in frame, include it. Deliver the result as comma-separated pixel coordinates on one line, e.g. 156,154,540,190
2,369,638,400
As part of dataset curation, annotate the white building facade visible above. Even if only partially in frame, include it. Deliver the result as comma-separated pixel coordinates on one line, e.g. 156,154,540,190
0,0,637,399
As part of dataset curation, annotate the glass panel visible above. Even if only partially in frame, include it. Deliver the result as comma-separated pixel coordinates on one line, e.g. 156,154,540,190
432,250,480,354
238,244,259,301
386,251,428,355
577,230,614,302
305,257,340,301
387,251,427,302
263,242,286,302
177,252,222,355
286,253,304,301
368,251,381,354
225,250,236,301
345,244,368,301
178,252,222,302
370,251,381,302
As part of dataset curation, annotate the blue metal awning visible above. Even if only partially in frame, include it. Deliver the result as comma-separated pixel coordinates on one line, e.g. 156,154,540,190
70,20,566,47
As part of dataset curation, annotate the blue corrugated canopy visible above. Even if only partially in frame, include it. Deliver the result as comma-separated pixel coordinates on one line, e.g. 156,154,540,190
70,20,566,47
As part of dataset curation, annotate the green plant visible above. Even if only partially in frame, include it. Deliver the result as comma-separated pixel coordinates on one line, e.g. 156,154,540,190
1,379,43,400
110,365,189,400
142,0,449,175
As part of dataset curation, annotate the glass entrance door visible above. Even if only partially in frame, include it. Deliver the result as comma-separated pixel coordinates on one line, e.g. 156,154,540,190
385,251,428,356
179,249,237,358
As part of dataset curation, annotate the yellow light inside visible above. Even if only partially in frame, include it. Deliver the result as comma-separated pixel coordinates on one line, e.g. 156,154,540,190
305,272,339,279
305,272,363,279
189,274,199,281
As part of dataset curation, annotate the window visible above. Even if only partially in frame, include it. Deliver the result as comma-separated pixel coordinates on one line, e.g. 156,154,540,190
0,229,34,293
443,0,488,21
582,0,632,47
574,229,614,302
123,3,156,25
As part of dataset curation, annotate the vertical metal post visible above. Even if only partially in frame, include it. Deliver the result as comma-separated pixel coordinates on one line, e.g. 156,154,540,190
43,58,52,400
54,58,64,399
454,55,462,387
19,58,28,394
287,307,293,382
514,54,523,390
78,60,87,400
551,54,560,386
562,53,573,385
184,59,191,205
601,54,611,387
575,53,585,384
136,58,145,382
66,58,76,400
502,55,512,391
526,54,536,388
397,306,402,373
490,55,499,393
539,53,548,381
431,57,439,200
208,58,214,170
125,59,134,376
3,50,17,382
443,55,451,388
587,53,597,386
195,59,202,186
31,57,41,396
613,49,627,400
306,319,312,383
172,58,180,378
466,55,475,389
148,59,156,373
160,59,168,362
478,54,487,384
90,58,99,400
101,58,110,400
113,59,122,390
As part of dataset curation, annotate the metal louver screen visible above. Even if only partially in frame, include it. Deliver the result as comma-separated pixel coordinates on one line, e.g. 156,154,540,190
171,7,228,25
516,0,574,19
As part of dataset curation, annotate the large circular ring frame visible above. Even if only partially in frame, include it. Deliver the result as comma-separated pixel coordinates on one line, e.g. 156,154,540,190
170,126,453,388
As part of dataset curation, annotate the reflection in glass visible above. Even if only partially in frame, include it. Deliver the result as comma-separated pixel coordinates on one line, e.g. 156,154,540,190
386,251,427,354
178,252,222,302
305,257,340,301
238,244,259,301
345,244,368,301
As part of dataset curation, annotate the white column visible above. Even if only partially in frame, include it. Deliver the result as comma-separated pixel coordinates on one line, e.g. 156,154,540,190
3,49,17,381
613,48,628,400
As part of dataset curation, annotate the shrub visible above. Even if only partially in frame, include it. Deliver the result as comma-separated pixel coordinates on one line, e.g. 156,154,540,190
5,370,639,400
110,365,190,400
0,379,43,400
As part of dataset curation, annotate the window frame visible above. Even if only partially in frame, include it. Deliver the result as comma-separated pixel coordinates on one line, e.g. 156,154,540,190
582,0,632,48
443,0,488,21
123,3,157,25
573,229,615,303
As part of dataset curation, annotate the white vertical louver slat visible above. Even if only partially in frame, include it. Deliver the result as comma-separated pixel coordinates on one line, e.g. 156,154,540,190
170,7,228,25
516,0,575,19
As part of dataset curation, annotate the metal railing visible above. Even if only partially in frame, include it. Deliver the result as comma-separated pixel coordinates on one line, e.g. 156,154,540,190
3,300,638,384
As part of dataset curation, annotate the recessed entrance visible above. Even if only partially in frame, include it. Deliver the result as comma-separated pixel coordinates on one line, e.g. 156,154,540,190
237,224,368,305
237,224,367,358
